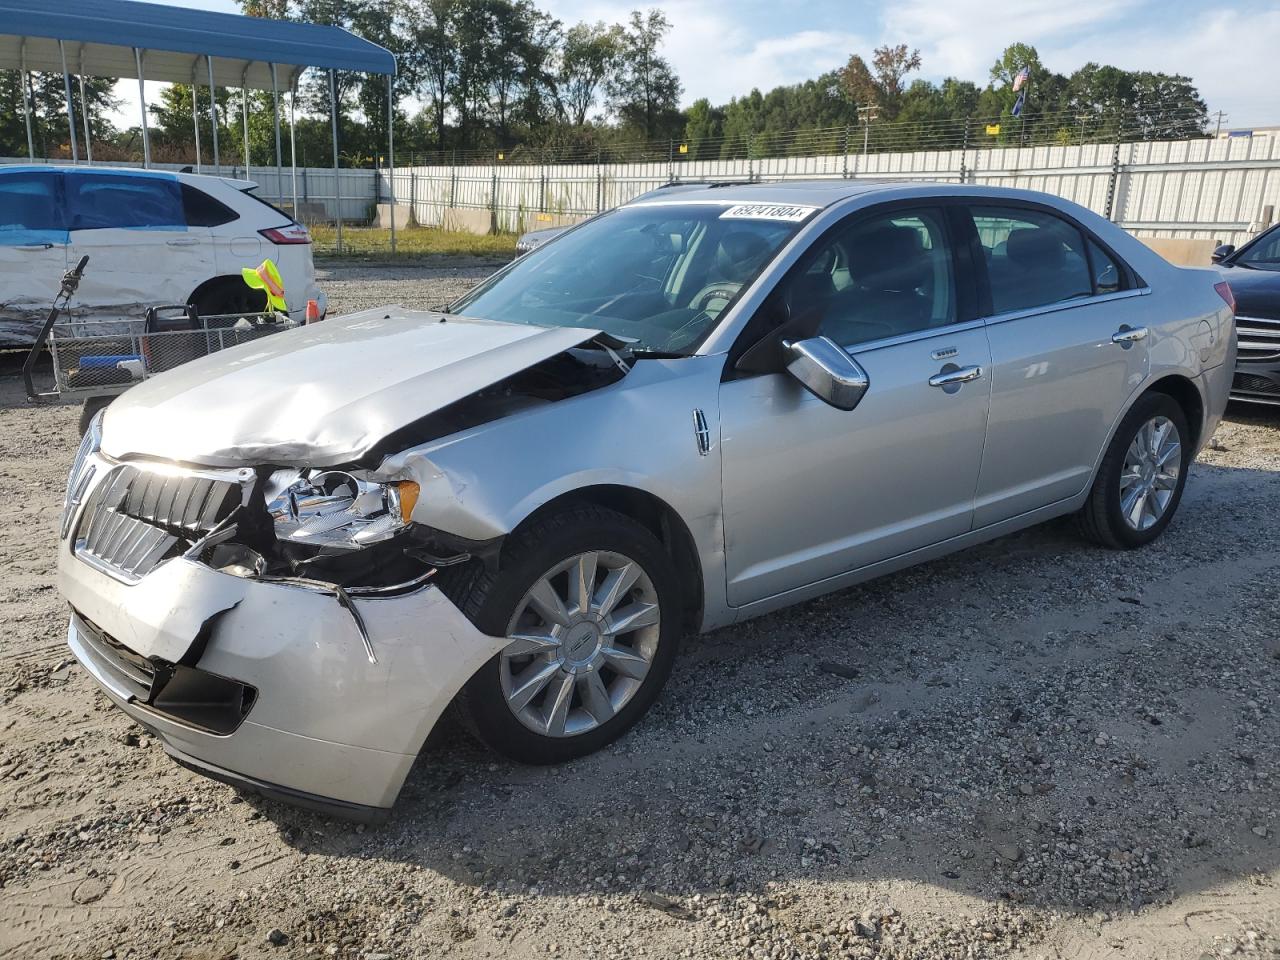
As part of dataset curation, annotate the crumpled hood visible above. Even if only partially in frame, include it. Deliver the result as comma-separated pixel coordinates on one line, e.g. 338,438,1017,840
100,307,599,468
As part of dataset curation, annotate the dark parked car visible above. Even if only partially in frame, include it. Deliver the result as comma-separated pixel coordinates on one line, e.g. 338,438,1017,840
1215,224,1280,404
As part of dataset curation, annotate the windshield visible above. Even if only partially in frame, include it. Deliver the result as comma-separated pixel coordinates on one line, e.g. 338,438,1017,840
1237,227,1280,272
451,202,812,354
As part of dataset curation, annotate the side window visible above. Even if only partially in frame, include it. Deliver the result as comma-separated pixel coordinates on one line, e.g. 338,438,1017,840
1239,230,1280,269
67,174,185,231
0,172,65,242
1087,239,1122,294
182,184,238,227
972,206,1093,314
787,208,955,348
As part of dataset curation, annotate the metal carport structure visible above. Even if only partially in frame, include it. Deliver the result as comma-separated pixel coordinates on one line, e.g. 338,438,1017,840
0,0,399,250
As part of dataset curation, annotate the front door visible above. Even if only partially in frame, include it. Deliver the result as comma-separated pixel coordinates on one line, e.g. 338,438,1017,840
0,170,68,343
718,205,992,606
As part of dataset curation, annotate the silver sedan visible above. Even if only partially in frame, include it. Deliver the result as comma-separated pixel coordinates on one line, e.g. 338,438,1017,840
59,181,1235,820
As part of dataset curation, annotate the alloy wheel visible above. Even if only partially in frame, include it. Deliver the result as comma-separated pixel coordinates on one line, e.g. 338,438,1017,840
1119,414,1182,531
500,551,661,738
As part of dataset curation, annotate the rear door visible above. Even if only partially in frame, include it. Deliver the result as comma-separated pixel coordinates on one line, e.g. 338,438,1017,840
966,204,1150,527
0,170,68,343
66,172,214,319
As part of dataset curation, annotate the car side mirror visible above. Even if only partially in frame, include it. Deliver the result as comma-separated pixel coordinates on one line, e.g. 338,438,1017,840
1211,244,1235,263
783,337,869,411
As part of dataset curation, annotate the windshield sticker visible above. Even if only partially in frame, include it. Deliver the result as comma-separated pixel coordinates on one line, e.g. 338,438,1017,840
719,203,819,223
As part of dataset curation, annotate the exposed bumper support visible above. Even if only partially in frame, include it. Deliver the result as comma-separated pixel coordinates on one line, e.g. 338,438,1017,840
59,469,508,814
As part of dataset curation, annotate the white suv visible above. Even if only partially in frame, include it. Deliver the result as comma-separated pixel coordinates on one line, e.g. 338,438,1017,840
0,165,325,343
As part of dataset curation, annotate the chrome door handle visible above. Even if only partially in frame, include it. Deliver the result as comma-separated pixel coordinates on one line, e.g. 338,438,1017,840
166,237,200,247
1112,326,1148,344
15,243,53,251
929,365,983,387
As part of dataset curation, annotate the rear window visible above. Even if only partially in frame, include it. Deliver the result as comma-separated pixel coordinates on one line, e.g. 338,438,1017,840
182,184,238,227
67,174,184,230
0,171,65,239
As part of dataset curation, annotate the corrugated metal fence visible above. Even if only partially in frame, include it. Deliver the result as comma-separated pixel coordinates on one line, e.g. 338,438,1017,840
8,130,1280,247
387,131,1280,247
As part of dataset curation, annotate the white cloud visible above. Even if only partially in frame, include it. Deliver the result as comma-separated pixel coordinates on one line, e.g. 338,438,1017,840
540,0,863,105
882,0,1142,81
1045,8,1280,126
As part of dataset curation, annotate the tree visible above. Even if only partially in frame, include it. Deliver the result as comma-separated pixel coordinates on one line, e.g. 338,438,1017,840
488,1,560,148
148,83,238,161
839,44,921,119
608,9,682,140
682,97,723,151
553,21,623,127
0,71,119,159
406,0,460,151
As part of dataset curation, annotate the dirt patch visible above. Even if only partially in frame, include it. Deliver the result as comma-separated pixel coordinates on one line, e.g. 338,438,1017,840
0,263,1276,959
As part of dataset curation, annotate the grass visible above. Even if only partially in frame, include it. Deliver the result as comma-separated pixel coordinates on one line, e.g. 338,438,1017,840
308,224,518,260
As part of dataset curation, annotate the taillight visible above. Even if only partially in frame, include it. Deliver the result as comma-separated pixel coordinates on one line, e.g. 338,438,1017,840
1214,281,1236,314
259,224,310,245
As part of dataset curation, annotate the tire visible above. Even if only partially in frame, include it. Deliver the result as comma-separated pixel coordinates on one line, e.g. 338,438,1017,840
1078,392,1191,549
78,395,112,436
191,281,268,320
442,504,682,764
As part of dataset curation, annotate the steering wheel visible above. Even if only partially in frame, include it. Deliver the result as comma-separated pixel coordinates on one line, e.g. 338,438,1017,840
687,282,744,314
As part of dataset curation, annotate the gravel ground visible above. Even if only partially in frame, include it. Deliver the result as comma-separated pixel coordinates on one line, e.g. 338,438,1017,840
1,261,1277,960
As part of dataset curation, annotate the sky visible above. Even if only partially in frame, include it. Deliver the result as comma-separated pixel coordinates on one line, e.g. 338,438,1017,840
106,0,1280,131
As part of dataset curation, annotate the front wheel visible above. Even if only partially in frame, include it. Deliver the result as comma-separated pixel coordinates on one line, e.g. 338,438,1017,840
1078,392,1191,549
444,504,681,764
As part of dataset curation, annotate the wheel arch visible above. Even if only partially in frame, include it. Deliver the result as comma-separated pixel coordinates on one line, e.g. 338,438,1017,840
507,484,705,634
1087,371,1207,495
1142,374,1205,452
187,274,266,313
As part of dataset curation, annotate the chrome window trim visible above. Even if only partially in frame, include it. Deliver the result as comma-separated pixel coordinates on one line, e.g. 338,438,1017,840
735,285,1152,360
978,287,1151,329
832,317,989,355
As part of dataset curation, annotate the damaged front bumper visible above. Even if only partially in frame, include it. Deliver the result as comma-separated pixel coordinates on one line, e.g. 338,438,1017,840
58,453,507,820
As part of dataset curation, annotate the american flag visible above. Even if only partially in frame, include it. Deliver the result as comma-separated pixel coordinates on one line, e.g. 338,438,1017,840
1012,66,1030,92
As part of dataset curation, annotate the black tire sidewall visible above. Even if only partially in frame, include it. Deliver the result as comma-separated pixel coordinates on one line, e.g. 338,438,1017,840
79,396,112,436
193,283,268,319
458,509,682,764
1097,393,1191,548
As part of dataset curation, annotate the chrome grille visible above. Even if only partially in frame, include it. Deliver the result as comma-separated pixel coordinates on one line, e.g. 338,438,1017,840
75,464,241,581
1235,317,1280,362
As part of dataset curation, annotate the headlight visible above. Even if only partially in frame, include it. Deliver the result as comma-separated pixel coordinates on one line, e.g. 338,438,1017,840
265,470,419,551
62,411,103,539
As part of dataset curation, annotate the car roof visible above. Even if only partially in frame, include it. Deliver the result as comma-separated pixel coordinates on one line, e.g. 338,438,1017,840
0,164,254,191
623,179,1073,210
1,164,179,179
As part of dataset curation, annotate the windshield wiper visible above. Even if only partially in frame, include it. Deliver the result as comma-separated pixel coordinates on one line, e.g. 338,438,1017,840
626,348,686,359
